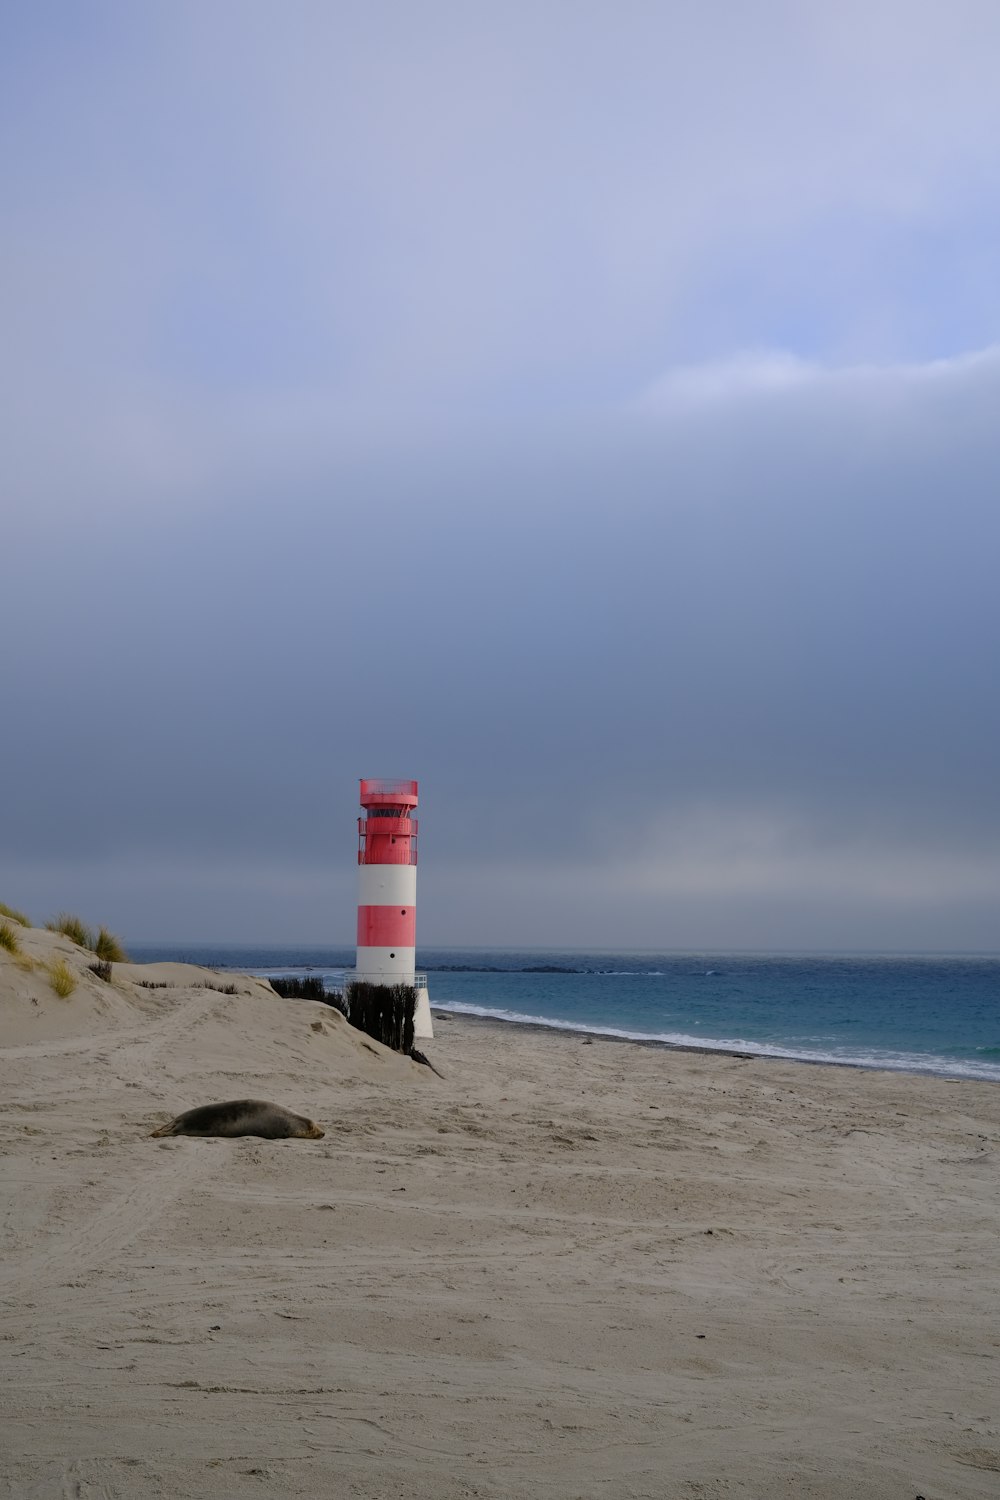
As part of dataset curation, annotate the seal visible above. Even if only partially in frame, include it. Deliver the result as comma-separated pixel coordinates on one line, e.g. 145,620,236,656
150,1099,324,1140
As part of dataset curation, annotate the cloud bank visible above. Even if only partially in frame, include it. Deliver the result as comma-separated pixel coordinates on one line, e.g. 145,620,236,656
2,3,999,946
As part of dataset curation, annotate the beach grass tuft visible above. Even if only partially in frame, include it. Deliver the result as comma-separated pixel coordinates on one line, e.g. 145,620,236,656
0,920,22,954
89,959,113,983
46,913,94,949
93,926,128,963
44,914,127,960
48,959,77,998
0,902,31,927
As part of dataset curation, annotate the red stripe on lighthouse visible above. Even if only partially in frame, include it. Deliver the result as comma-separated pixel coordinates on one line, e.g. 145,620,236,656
356,905,416,947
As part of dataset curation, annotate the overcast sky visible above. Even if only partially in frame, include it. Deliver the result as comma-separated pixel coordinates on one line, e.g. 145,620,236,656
3,1,999,949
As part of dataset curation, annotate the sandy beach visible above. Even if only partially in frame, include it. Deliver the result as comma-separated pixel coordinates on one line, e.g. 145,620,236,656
2,927,999,1499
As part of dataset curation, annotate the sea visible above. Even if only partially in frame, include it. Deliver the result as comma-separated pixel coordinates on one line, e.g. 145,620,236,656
128,946,1000,1084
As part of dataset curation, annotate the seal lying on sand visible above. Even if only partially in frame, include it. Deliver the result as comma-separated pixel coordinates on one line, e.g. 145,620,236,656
150,1099,324,1140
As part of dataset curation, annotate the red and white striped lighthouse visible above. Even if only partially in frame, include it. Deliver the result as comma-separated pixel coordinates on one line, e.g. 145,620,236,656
354,777,432,1039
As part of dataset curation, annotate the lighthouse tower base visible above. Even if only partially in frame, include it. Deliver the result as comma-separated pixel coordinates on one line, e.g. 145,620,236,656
347,968,434,1044
414,983,434,1041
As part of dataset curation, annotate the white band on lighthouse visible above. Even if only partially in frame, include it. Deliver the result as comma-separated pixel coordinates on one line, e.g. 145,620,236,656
355,946,417,984
357,864,416,908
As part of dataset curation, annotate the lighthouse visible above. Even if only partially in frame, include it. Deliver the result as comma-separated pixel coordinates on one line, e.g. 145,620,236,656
354,777,433,1040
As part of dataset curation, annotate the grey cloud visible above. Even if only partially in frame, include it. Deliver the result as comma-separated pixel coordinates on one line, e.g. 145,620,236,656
3,5,1000,945
5,352,999,860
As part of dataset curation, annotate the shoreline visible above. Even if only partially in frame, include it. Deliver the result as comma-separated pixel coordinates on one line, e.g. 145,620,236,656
129,947,1000,1085
431,1004,998,1084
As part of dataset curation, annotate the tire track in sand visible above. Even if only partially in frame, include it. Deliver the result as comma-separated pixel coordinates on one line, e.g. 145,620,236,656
0,986,225,1067
2,989,238,1297
111,988,230,1093
2,987,230,1117
1,992,231,1295
0,1144,218,1299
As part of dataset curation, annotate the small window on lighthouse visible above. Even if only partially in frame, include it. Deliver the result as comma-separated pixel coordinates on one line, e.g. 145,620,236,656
389,952,396,958
401,909,406,915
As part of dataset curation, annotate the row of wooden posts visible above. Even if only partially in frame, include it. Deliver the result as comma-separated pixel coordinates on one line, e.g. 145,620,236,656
269,974,417,1055
344,980,416,1055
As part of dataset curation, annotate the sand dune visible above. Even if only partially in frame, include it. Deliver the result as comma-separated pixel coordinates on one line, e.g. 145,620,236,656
2,928,999,1498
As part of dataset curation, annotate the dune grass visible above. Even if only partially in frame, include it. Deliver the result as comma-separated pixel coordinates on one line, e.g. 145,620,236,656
1,920,36,971
0,902,31,927
48,958,77,998
44,914,128,961
93,925,128,963
46,913,93,948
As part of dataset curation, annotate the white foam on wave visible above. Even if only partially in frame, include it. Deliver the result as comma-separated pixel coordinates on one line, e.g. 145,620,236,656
434,1002,1000,1083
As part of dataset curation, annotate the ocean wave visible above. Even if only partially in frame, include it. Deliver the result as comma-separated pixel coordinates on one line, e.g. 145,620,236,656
430,965,671,975
589,969,666,976
432,1002,1000,1082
